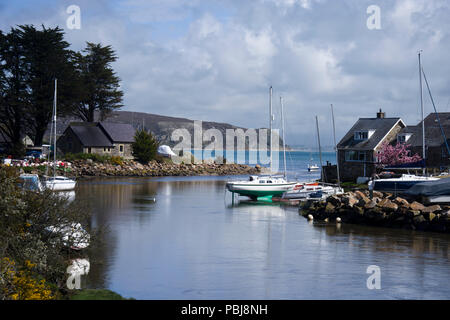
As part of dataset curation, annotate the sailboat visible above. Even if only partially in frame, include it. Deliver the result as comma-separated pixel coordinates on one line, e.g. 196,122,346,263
368,52,439,193
225,87,297,200
44,79,76,191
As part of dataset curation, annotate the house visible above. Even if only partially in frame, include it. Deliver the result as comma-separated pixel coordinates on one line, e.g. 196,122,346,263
57,122,135,159
0,132,34,154
336,109,406,182
398,113,450,170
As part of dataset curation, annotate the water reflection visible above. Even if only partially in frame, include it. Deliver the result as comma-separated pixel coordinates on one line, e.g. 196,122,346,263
74,177,450,299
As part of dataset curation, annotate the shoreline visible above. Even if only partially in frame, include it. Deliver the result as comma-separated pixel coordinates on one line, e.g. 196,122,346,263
299,190,450,233
19,159,262,178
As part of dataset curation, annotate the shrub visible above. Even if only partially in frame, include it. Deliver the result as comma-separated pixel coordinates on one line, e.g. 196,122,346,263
132,130,159,164
109,156,124,166
0,167,93,300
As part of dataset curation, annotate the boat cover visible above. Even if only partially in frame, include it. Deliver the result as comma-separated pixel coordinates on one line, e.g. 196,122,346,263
157,145,176,157
404,178,450,197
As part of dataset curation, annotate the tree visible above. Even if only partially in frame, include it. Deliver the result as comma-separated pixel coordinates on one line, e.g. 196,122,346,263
132,130,159,164
19,25,81,146
0,25,81,151
376,141,422,167
0,28,29,157
74,42,123,122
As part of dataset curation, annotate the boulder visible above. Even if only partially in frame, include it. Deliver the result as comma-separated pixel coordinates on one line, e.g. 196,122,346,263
410,201,425,211
354,190,366,200
377,199,398,212
394,197,409,208
325,202,336,214
372,191,383,198
342,194,358,207
421,205,441,213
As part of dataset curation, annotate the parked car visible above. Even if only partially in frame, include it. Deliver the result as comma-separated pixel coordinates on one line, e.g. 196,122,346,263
25,150,44,160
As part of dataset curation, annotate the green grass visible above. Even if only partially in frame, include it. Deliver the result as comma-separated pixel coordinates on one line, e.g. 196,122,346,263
69,289,132,300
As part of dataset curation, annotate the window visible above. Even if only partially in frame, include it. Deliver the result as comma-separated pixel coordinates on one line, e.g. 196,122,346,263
345,150,367,162
354,131,368,140
119,145,124,153
397,134,411,144
354,130,375,141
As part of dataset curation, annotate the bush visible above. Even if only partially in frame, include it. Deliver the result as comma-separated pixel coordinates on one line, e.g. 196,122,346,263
0,167,93,300
132,130,159,164
63,153,110,163
109,156,124,166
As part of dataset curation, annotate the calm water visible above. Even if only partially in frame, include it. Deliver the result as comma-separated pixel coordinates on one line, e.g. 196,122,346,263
73,151,450,299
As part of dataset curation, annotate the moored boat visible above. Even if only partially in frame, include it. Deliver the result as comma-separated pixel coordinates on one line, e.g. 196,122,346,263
226,175,297,199
368,174,438,193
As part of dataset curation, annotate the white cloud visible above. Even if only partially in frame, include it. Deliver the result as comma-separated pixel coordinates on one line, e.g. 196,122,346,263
1,0,450,146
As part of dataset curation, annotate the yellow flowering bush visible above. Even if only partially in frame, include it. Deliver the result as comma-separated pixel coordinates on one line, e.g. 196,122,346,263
1,257,55,300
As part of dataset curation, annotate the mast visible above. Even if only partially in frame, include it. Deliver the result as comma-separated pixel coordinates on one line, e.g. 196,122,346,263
315,116,323,180
418,51,425,175
280,96,287,178
331,104,340,187
53,78,57,178
269,86,273,173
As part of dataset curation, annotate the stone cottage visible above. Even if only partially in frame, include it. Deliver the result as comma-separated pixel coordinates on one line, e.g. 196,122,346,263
57,122,135,159
336,110,406,182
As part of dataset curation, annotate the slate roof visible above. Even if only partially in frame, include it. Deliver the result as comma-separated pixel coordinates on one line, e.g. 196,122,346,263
99,122,135,143
337,117,404,151
68,123,113,147
400,124,450,148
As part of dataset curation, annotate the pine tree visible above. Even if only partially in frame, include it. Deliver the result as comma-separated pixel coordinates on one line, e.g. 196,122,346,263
132,130,159,164
74,42,123,122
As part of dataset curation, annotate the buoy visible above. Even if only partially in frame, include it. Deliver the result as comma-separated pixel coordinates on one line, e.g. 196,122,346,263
307,214,314,221
324,218,329,223
336,217,342,223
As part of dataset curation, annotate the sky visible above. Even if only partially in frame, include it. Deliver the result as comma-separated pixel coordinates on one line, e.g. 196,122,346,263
1,0,450,148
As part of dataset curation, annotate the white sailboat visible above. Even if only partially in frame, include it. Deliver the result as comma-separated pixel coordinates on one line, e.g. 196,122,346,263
226,87,297,200
45,79,76,191
368,52,438,193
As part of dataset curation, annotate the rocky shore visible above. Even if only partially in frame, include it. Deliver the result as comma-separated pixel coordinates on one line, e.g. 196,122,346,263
63,160,261,178
300,190,450,233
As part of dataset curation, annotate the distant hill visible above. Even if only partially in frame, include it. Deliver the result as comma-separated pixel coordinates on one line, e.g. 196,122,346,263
48,110,287,150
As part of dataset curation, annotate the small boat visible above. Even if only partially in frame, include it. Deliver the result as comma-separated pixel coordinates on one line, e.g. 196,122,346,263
368,174,438,193
282,182,344,200
18,174,44,192
45,176,77,191
226,87,297,200
45,79,76,191
307,164,319,172
226,175,297,199
46,223,90,250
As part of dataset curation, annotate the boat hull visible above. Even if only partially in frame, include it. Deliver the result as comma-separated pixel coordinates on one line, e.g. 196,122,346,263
45,177,76,191
226,182,297,197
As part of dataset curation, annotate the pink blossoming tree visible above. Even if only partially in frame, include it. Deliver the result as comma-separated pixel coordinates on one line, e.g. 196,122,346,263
376,141,422,167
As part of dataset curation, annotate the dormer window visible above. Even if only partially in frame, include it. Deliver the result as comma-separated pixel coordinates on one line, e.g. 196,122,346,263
397,133,412,144
354,130,375,141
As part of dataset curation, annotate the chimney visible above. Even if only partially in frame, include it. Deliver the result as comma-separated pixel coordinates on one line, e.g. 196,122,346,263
377,108,385,119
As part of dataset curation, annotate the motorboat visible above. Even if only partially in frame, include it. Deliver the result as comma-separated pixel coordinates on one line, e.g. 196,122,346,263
282,182,344,200
226,175,297,200
307,164,319,172
368,174,438,193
